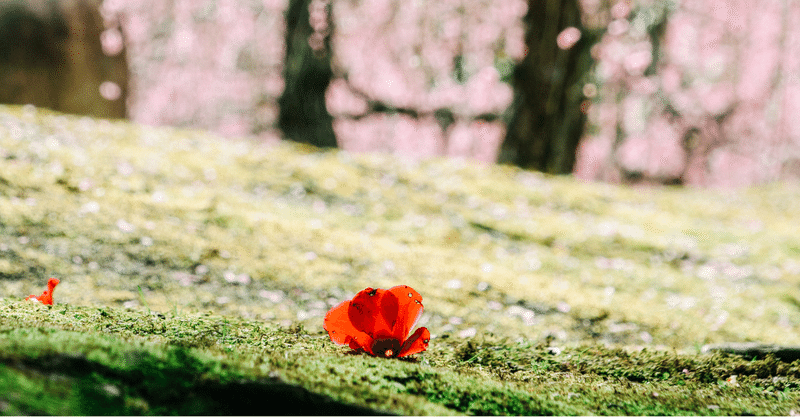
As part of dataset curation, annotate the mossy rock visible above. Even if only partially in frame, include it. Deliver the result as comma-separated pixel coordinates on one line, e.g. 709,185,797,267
1,104,799,415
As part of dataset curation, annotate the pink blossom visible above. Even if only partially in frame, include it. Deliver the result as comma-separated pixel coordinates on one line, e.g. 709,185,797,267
557,27,582,50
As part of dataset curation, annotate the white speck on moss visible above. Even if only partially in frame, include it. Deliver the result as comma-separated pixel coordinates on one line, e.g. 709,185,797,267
81,201,100,214
507,305,535,326
458,327,477,338
117,161,133,176
696,265,717,280
78,178,93,191
173,272,197,287
382,260,395,272
445,279,462,289
312,199,327,213
102,383,121,397
116,219,135,233
259,290,285,304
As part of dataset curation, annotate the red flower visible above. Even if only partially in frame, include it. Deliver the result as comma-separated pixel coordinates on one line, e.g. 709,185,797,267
26,277,60,305
324,285,430,358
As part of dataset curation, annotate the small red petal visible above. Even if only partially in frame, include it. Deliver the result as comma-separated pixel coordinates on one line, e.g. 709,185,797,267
25,278,59,305
397,327,430,358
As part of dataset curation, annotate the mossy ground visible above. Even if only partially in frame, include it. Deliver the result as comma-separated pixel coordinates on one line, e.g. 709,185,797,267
1,104,799,415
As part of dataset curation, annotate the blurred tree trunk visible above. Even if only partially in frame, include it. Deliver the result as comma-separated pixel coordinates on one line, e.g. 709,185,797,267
500,0,594,174
278,0,337,148
0,0,126,118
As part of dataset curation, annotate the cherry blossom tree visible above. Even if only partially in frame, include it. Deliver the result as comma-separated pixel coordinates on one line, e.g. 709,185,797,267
324,0,527,162
574,0,800,187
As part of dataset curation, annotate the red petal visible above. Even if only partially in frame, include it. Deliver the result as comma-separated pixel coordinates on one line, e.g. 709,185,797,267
387,285,424,340
323,298,373,353
349,287,399,340
397,327,430,358
47,277,60,290
40,292,53,305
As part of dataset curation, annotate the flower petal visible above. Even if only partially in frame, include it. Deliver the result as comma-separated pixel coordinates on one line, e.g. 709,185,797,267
397,327,430,358
323,298,373,352
324,285,430,358
349,287,398,339
388,285,424,341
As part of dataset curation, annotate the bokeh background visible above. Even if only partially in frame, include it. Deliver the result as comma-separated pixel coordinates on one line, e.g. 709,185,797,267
3,0,800,188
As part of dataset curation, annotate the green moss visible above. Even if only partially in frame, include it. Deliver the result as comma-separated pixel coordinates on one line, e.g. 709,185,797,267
2,105,800,414
2,301,800,415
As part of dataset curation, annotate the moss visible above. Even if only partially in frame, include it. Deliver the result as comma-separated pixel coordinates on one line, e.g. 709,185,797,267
2,105,800,414
2,300,800,415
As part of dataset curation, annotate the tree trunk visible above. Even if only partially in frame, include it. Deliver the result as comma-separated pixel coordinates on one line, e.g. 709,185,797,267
0,0,127,118
278,0,337,148
500,0,593,174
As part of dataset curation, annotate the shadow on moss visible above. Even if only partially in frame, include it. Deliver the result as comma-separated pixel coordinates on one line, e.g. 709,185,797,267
1,349,388,415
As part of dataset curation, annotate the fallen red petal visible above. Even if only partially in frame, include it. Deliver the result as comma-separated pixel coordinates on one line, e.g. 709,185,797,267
397,327,431,358
25,277,60,305
323,285,429,358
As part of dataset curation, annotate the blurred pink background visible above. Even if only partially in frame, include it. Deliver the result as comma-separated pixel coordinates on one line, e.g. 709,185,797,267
575,0,800,187
8,0,800,187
